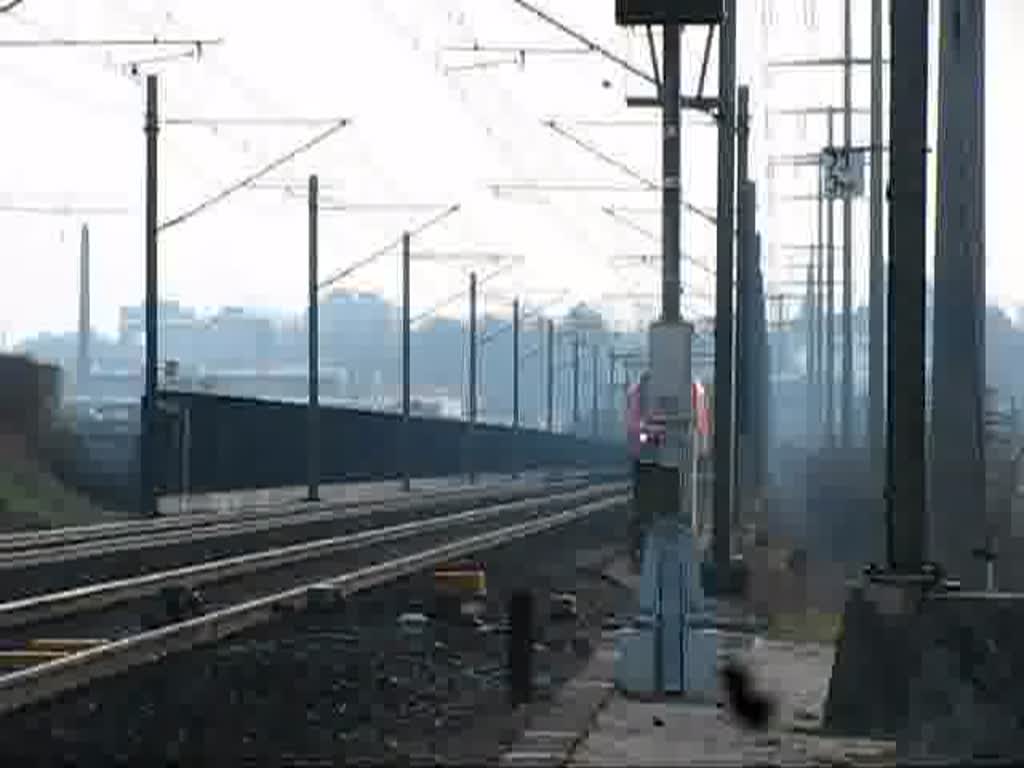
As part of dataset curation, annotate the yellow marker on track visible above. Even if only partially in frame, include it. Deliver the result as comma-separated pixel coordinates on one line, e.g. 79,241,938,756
0,650,69,666
27,638,109,652
434,567,487,596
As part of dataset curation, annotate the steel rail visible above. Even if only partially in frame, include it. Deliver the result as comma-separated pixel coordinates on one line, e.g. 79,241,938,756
0,478,596,568
0,493,628,715
0,483,624,630
0,471,592,554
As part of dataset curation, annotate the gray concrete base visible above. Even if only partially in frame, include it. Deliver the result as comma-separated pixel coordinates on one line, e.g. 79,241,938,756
825,582,1024,759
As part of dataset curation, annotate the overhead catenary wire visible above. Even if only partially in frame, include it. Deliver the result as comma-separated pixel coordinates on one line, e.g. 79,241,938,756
0,204,132,216
163,116,352,127
490,181,655,194
543,120,716,225
443,43,591,55
411,262,517,327
444,58,518,74
479,289,570,346
0,36,223,48
507,0,657,88
317,204,461,293
600,207,715,276
374,0,615,273
158,117,351,232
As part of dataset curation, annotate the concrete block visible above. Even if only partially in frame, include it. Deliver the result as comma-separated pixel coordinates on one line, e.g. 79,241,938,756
613,621,657,695
684,628,720,699
826,585,1024,759
823,583,921,739
899,592,1024,760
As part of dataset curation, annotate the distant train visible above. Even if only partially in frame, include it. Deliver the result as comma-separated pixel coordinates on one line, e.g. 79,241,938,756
625,370,713,550
625,371,711,467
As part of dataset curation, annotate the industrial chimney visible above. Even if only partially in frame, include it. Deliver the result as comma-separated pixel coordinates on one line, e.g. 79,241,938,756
77,223,91,396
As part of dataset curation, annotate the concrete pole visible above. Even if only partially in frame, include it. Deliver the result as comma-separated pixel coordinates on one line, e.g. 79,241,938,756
401,231,411,491
888,0,929,573
841,0,854,450
142,74,159,517
591,344,599,438
869,0,886,483
930,0,986,584
77,223,91,398
713,0,737,574
826,106,836,448
307,174,320,502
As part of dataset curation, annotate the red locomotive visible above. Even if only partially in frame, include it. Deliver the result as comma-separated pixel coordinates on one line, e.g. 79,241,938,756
626,372,711,467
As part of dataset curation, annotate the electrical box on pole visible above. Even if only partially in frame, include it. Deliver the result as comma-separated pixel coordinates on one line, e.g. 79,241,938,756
648,321,695,474
615,0,723,25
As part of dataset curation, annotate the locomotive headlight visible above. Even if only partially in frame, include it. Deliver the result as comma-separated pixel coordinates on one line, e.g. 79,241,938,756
639,432,649,444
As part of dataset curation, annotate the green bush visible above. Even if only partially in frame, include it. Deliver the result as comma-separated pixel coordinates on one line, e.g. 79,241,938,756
0,456,113,531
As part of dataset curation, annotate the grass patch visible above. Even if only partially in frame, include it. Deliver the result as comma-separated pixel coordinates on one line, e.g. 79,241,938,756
0,457,115,531
765,609,842,645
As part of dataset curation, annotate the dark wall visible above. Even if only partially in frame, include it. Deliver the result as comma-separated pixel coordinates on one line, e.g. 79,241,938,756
0,354,61,461
154,392,625,496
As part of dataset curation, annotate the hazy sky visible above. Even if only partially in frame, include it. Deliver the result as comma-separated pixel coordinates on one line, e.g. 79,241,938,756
0,0,1019,345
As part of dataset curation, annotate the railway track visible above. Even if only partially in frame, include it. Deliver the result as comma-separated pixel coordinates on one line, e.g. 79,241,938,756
0,472,618,601
0,470,596,557
0,481,629,716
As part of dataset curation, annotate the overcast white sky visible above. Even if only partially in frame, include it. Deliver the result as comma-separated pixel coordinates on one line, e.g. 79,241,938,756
0,0,1019,345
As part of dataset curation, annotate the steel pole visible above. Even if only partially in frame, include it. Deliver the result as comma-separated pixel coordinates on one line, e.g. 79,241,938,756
826,107,836,448
538,317,545,428
572,334,580,431
467,272,478,483
662,23,681,323
869,0,885,481
469,272,478,423
401,231,411,491
816,163,825,432
888,0,929,572
733,85,750,533
608,348,616,438
306,174,320,502
806,261,815,439
546,320,554,431
841,0,854,450
513,298,520,429
142,74,159,517
591,344,599,438
931,0,986,582
77,223,91,397
713,0,737,574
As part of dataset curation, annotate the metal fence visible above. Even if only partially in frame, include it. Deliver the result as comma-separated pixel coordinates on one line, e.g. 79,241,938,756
154,391,625,496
